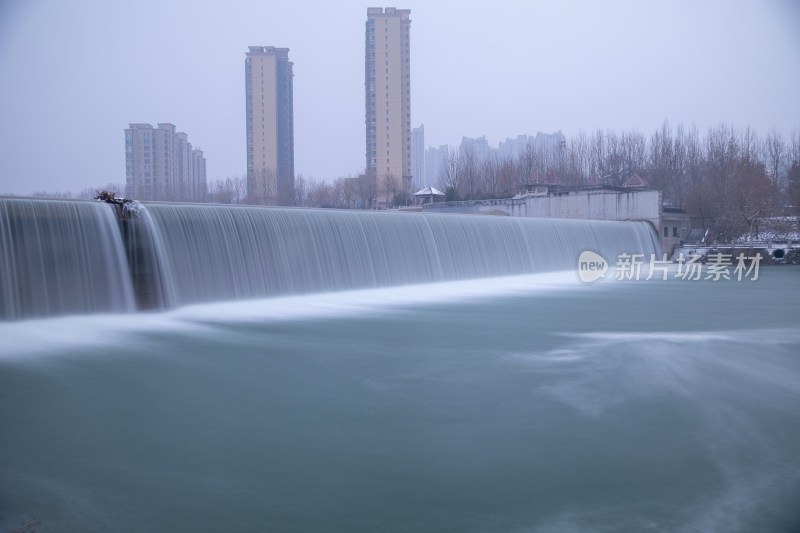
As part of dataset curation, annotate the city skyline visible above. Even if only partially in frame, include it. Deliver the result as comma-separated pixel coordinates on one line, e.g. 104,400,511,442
0,0,798,196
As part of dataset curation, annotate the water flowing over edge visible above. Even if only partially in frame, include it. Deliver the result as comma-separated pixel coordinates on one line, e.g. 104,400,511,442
0,198,659,319
0,198,135,320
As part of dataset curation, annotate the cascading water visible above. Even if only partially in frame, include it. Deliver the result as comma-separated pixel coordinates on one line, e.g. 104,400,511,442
0,198,135,320
141,204,659,307
0,198,660,318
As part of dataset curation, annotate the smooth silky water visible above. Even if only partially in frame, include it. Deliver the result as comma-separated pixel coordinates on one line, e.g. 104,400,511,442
1,198,798,532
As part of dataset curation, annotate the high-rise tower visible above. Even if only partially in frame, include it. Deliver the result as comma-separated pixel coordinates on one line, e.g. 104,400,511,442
365,7,411,205
245,46,294,206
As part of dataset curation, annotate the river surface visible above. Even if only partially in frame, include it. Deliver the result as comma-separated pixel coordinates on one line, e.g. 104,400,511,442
1,269,799,532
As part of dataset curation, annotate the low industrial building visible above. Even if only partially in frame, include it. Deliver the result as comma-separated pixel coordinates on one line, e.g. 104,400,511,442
422,176,700,256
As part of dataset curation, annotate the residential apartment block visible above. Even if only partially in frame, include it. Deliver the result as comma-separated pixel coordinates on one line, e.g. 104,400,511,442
245,46,294,206
365,7,411,204
124,123,206,202
425,144,449,189
411,124,425,189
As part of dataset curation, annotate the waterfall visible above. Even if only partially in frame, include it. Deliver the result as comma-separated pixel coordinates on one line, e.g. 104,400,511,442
0,198,135,320
144,204,659,307
0,199,660,319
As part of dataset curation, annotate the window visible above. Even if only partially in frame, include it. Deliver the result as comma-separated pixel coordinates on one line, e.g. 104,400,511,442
673,227,679,237
664,227,669,237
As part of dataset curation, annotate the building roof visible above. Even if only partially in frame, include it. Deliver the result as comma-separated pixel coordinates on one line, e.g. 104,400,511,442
528,170,543,184
623,173,648,188
545,170,562,185
414,186,445,196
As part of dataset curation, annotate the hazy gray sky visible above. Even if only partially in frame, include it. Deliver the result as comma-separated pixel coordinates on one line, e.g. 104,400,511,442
0,0,798,195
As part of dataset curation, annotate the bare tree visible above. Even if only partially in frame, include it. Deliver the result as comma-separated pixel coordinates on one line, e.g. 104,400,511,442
207,176,246,204
34,189,75,199
77,182,125,200
248,167,277,205
438,149,460,200
764,128,787,191
294,174,307,207
354,173,377,209
787,162,800,215
728,157,773,244
306,179,335,208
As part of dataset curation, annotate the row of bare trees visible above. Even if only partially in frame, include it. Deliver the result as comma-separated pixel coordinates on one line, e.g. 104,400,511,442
293,174,381,209
439,123,799,203
437,123,800,240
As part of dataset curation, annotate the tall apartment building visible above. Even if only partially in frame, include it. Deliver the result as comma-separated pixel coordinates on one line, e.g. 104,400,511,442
411,124,425,189
425,145,449,189
365,7,411,204
245,46,294,206
125,123,206,202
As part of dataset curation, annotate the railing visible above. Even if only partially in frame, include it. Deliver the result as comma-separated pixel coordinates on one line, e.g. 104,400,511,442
680,240,798,249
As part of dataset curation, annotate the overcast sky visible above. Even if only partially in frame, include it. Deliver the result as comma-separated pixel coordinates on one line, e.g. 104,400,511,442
0,0,798,195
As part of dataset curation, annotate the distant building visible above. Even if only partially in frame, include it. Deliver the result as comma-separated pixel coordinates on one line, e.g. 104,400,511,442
497,134,530,161
365,7,412,205
425,145,449,189
411,125,425,189
459,135,491,163
423,180,698,256
246,46,294,206
125,123,206,202
497,132,566,161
